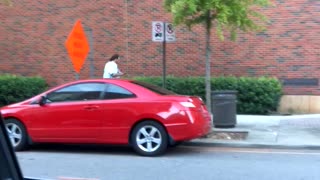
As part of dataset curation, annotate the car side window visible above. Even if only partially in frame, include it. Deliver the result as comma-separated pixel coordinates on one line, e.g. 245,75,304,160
47,83,106,102
103,83,136,100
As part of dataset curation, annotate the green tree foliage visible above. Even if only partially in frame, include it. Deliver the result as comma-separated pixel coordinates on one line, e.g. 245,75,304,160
0,0,12,6
164,0,270,40
164,0,271,112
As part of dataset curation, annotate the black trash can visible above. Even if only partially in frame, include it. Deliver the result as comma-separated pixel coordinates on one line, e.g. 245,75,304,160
211,90,237,128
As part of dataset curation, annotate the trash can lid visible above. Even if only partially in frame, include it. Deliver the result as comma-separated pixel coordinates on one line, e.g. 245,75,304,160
212,95,236,100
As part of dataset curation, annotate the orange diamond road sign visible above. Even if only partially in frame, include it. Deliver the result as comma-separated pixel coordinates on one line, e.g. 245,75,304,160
65,20,90,73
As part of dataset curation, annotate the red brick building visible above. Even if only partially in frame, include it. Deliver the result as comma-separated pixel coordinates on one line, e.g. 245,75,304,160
0,0,319,112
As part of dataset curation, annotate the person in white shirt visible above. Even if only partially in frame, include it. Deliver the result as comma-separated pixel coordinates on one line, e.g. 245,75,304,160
103,54,124,78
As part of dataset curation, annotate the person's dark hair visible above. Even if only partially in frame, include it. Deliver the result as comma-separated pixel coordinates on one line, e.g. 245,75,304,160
109,54,120,61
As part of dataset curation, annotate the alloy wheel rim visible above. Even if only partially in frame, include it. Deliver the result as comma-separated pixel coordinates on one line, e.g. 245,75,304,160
5,123,22,147
136,125,162,153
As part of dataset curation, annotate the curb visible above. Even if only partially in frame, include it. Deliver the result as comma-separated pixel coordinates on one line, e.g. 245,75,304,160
182,141,320,150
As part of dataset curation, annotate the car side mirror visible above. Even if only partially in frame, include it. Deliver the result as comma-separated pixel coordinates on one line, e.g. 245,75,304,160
39,96,47,106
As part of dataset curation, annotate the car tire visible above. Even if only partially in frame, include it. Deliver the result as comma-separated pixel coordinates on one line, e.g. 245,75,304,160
131,121,168,156
5,119,28,151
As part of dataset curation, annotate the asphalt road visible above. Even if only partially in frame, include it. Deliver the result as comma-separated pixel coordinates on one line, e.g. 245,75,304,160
16,144,320,180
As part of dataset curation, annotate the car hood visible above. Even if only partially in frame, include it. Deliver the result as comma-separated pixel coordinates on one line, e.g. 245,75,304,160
0,99,35,115
2,102,24,109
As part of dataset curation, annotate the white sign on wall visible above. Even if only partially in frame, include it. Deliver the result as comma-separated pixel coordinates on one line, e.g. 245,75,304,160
152,21,164,42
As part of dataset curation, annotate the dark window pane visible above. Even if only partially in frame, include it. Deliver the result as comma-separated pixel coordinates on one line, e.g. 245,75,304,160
281,78,319,86
47,83,105,102
131,81,176,95
103,84,136,100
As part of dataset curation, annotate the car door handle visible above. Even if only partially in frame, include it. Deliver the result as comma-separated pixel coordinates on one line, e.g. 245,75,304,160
90,106,99,109
84,105,99,110
84,106,93,110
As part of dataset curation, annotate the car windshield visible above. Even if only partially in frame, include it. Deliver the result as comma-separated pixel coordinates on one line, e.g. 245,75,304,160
131,81,177,95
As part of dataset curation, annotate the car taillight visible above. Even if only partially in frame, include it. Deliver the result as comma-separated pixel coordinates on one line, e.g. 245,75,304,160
180,102,196,108
201,104,208,111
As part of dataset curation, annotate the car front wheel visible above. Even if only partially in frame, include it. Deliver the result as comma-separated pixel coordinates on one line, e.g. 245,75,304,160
131,121,168,156
5,119,28,151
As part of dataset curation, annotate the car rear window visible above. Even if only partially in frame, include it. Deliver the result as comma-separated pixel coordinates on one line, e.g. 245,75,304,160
131,81,177,95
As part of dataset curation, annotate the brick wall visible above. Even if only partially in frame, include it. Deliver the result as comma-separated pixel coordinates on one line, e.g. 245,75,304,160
0,0,319,95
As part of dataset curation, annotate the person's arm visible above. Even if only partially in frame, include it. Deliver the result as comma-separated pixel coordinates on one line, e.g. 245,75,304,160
112,71,124,77
109,63,123,77
116,69,124,76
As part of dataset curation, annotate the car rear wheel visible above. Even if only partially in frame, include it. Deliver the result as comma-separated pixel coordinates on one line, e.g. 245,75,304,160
5,119,28,151
131,121,168,156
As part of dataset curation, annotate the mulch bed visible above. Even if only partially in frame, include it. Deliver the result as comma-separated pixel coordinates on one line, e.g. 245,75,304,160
203,131,248,140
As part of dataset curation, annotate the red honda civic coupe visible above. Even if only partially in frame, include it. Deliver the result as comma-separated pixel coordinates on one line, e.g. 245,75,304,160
0,79,212,156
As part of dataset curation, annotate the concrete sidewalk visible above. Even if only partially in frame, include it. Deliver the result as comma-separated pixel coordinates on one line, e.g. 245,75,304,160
186,114,320,149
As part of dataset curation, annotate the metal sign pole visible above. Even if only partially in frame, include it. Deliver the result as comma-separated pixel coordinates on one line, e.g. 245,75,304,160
162,24,166,89
152,21,175,89
75,73,79,80
85,27,94,78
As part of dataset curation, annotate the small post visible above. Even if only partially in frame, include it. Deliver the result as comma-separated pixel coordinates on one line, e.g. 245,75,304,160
85,27,95,78
75,73,79,80
162,28,166,89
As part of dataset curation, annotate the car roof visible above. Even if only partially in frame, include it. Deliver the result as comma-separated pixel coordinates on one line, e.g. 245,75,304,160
40,79,161,98
64,78,132,84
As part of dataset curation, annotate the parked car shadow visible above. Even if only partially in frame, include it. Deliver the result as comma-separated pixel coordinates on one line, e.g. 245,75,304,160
23,143,200,157
28,143,135,156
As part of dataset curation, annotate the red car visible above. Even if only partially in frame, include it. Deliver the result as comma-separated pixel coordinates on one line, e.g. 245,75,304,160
1,79,211,156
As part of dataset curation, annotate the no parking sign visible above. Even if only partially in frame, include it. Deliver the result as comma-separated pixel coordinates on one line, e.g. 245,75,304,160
152,22,176,42
165,23,176,42
152,21,164,42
